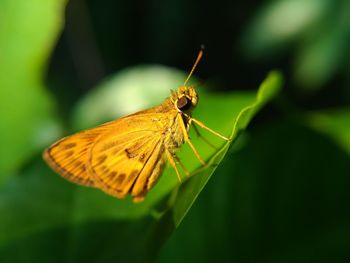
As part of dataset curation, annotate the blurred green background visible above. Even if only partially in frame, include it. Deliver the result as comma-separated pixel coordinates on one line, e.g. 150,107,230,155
1,0,350,262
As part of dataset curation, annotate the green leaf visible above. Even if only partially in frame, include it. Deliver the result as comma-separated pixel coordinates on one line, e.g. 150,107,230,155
306,108,350,155
0,0,66,182
158,119,350,263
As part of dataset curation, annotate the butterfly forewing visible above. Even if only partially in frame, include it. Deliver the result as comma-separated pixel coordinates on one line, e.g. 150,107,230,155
89,129,164,201
43,124,112,187
43,110,176,201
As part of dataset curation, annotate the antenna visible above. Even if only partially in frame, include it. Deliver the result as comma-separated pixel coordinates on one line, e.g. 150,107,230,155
183,46,205,86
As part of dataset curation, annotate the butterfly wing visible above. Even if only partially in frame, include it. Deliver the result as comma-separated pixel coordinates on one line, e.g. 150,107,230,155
88,128,166,201
43,124,111,187
43,111,175,201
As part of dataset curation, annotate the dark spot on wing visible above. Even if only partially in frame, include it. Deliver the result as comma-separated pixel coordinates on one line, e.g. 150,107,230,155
73,161,86,173
101,165,109,173
109,171,117,178
96,155,107,165
80,164,86,172
65,150,74,158
75,160,83,167
62,142,77,149
125,149,137,159
116,173,126,185
139,154,146,162
131,170,139,178
105,171,117,183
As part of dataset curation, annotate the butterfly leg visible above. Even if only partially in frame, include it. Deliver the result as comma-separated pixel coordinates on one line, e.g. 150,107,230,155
172,154,190,176
189,117,230,141
178,115,207,166
192,123,218,150
165,149,183,182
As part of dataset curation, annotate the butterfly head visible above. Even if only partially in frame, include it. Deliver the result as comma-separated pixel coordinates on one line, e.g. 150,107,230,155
172,48,203,113
173,86,198,113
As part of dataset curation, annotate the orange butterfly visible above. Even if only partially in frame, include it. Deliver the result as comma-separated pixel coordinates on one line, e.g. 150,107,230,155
43,50,229,202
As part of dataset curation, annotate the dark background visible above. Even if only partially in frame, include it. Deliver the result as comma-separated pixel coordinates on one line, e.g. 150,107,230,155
50,0,349,109
49,0,350,115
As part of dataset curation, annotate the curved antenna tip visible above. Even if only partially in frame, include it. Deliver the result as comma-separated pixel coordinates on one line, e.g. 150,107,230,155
183,47,204,86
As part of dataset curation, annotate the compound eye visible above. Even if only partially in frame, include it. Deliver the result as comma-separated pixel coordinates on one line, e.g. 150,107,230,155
176,96,192,111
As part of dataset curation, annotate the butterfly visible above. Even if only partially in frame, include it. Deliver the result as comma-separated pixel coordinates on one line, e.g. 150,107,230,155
43,49,229,202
